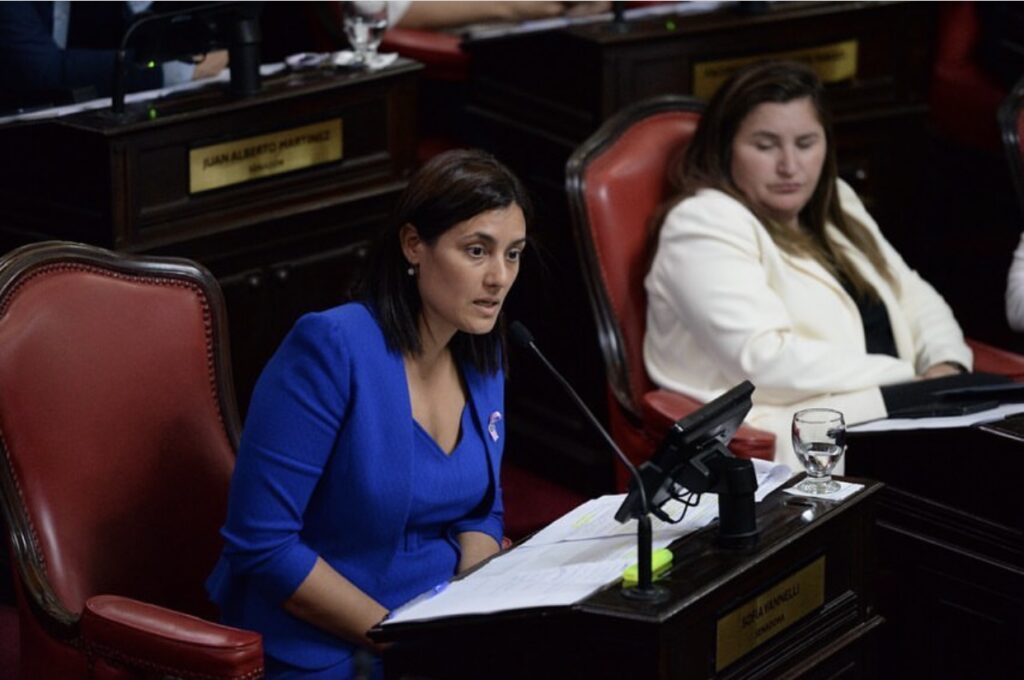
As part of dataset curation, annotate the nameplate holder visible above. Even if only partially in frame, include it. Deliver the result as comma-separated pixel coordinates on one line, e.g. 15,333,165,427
189,118,343,194
715,555,826,672
693,40,858,101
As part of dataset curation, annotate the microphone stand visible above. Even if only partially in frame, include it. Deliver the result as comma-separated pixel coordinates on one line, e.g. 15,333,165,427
610,1,629,34
111,7,180,116
511,322,668,603
672,441,760,550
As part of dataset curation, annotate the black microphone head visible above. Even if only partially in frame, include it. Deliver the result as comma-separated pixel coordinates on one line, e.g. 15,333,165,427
508,321,534,349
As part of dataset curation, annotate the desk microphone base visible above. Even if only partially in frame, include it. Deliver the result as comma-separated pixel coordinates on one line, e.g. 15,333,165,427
620,584,670,603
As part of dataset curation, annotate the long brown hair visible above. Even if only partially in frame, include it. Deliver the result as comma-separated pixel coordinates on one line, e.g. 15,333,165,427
660,61,893,297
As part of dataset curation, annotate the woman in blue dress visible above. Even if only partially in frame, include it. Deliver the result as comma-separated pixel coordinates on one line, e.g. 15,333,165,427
206,149,531,679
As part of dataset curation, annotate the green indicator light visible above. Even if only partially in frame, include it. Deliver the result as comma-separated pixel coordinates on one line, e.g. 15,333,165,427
147,60,156,69
148,108,158,120
666,20,677,31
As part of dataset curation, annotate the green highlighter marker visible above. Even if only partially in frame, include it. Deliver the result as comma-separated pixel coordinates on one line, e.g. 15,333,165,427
622,548,674,586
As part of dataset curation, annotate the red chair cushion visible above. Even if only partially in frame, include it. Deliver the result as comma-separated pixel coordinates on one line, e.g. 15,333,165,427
969,338,1024,380
81,595,262,679
381,28,469,81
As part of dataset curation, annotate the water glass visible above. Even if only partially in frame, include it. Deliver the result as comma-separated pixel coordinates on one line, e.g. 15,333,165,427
792,408,846,495
343,1,389,67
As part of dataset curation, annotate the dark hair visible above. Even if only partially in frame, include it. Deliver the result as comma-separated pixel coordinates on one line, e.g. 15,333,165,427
359,148,531,375
663,60,893,297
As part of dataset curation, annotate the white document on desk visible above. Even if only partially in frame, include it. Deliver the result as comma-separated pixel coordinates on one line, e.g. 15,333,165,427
0,63,287,126
849,402,1024,433
383,459,790,625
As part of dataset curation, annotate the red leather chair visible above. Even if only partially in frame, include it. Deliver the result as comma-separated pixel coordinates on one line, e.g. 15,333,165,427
1000,75,1024,220
0,242,263,679
566,96,776,489
381,28,469,82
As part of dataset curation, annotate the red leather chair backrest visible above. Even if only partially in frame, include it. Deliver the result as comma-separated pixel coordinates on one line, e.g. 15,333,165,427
0,243,240,622
1001,75,1024,220
381,28,469,82
567,96,703,419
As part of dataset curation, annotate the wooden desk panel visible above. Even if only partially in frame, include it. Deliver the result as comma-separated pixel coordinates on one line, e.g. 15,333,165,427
378,479,883,679
847,427,1024,677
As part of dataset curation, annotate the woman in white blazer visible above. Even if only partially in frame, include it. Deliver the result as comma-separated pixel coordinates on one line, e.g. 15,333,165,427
644,62,972,471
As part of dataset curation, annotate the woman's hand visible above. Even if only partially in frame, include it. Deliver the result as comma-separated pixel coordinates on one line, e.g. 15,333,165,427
192,50,228,80
456,531,500,573
920,362,966,379
283,557,390,652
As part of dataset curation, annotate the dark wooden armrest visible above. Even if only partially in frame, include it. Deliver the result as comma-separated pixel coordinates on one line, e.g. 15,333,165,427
641,389,776,461
380,28,469,81
968,338,1024,380
81,595,263,678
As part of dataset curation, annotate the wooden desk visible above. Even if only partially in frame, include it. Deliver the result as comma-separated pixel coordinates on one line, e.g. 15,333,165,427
0,62,420,413
847,426,1024,678
376,479,883,679
455,1,938,492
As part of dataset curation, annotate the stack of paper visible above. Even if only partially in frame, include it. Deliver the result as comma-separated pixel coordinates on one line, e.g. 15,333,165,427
849,402,1024,433
383,459,791,625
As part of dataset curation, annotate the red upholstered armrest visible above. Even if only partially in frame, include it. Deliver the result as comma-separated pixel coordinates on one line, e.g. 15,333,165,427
968,338,1024,381
380,28,468,81
641,389,776,461
81,595,263,679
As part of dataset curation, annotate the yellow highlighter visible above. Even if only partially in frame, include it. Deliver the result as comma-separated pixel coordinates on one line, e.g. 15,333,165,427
622,548,674,586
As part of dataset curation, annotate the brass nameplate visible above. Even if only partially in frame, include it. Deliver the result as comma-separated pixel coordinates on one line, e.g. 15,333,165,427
189,119,343,194
693,40,858,101
715,556,826,672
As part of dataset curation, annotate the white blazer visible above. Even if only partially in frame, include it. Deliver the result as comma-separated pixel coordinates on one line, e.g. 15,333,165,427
1005,231,1024,332
643,180,972,471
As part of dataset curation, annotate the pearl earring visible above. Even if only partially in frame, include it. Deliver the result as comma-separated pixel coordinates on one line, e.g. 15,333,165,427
407,265,416,276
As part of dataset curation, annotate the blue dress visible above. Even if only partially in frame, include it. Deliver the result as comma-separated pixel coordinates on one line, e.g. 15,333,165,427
263,406,490,680
386,405,490,607
205,304,506,678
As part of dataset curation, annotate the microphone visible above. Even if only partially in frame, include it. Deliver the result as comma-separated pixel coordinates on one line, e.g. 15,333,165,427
509,321,668,602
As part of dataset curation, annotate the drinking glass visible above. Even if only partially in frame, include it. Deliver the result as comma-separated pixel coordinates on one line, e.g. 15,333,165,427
343,1,389,67
792,408,846,495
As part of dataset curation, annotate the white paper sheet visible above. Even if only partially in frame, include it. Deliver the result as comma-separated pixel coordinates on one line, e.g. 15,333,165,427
383,459,792,626
385,536,645,623
848,403,1024,433
754,459,795,501
783,480,863,502
0,63,287,126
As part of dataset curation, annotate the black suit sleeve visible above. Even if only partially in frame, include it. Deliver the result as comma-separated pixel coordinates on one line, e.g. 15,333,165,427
0,2,163,108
